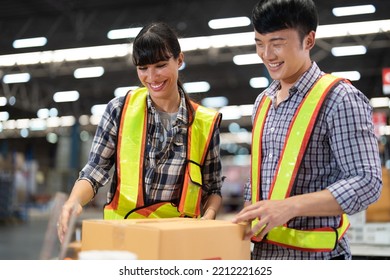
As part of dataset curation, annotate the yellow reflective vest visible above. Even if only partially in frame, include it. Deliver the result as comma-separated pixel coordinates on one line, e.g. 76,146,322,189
104,88,221,219
251,74,350,252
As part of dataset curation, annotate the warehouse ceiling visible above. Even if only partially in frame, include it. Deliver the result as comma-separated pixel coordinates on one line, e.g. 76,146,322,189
0,0,390,134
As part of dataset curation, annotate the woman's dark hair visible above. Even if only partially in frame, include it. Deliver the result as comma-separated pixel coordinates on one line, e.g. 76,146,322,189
252,0,318,42
132,22,195,123
132,22,181,66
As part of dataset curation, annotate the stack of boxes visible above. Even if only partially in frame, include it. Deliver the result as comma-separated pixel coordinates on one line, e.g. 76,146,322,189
347,167,390,245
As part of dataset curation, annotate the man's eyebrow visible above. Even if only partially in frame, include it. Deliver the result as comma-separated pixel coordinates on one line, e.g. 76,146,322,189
254,36,287,43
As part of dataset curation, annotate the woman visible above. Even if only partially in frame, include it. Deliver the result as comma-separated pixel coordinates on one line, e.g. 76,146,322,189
57,22,223,243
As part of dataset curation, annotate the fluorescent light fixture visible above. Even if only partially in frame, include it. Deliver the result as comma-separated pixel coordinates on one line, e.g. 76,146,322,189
13,37,47,49
47,117,61,128
183,32,255,50
331,71,361,81
208,16,251,29
0,112,9,121
317,19,390,38
0,44,130,66
3,120,16,129
370,97,389,108
30,118,46,131
183,81,210,93
46,132,58,144
91,104,107,116
37,108,50,119
331,45,367,57
250,77,270,88
0,20,389,67
332,5,376,17
53,91,80,102
201,96,228,108
90,115,102,125
0,97,7,106
107,27,142,39
20,128,29,138
61,116,76,127
62,45,129,62
114,86,139,97
219,105,242,120
79,115,90,126
49,108,58,117
239,104,254,116
16,119,30,129
74,66,104,79
2,72,31,84
233,53,263,65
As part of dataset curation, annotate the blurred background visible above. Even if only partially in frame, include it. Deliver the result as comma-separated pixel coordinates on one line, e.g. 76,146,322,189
0,0,390,259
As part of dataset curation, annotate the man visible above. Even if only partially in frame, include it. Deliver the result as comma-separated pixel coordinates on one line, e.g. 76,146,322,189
232,0,382,260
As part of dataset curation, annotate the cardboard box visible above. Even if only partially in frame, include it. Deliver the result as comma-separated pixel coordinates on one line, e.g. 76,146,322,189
366,168,390,222
81,218,251,260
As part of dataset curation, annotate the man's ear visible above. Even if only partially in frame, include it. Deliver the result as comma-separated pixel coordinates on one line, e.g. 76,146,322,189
305,31,316,50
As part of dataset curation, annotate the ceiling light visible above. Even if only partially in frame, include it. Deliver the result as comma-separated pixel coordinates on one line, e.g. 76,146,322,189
331,45,367,57
90,115,102,125
332,5,376,17
107,27,142,40
239,104,254,116
233,53,263,65
20,128,29,138
0,112,9,121
46,133,58,144
114,86,139,97
13,37,47,48
1,19,389,67
370,97,389,108
331,71,361,81
219,105,242,120
2,73,31,84
61,116,76,127
250,77,270,88
317,19,390,38
30,119,46,131
37,108,50,119
49,108,58,117
0,97,7,106
74,66,104,79
201,96,228,108
53,91,80,102
183,81,210,93
91,104,107,116
47,117,61,128
208,16,251,29
16,119,30,129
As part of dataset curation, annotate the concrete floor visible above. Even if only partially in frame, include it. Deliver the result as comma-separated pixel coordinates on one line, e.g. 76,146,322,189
0,206,101,260
0,211,57,260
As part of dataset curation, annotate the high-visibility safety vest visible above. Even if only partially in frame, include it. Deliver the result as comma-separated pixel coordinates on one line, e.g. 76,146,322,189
251,74,350,252
104,87,221,220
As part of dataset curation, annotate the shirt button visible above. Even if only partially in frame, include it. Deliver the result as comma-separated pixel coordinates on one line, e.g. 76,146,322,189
269,153,273,159
270,127,275,132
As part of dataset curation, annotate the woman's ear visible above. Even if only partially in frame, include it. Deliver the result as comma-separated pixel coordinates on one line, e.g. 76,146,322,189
178,52,184,67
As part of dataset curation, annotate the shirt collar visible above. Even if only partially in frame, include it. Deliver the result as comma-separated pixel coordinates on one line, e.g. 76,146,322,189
264,61,323,99
146,88,189,125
